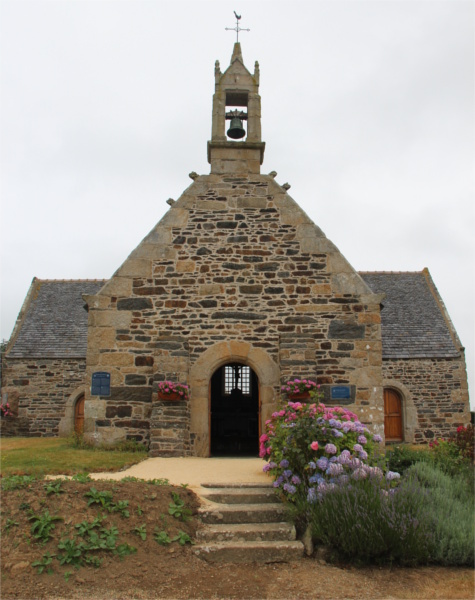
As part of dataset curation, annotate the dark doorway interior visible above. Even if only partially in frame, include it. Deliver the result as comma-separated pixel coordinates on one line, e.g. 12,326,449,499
210,363,259,456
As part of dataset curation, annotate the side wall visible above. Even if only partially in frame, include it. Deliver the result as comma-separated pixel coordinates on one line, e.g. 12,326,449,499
383,355,470,443
1,357,86,437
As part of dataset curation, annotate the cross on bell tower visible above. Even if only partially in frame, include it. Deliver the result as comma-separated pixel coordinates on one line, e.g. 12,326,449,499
207,24,265,175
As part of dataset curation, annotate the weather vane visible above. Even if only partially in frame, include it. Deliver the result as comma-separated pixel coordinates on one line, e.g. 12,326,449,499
225,11,250,43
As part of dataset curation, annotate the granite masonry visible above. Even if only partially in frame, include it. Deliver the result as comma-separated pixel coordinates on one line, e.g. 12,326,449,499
1,43,470,452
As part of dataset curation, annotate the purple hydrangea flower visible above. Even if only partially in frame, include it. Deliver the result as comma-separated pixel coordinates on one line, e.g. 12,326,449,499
359,450,368,461
325,443,337,455
262,464,271,472
291,475,301,485
283,469,293,478
353,444,363,453
283,483,296,494
268,461,277,469
386,471,401,481
279,459,289,468
332,429,344,438
357,435,367,445
372,434,383,443
316,457,329,471
308,461,316,470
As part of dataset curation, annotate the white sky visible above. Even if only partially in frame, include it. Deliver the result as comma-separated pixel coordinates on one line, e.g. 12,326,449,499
1,0,473,407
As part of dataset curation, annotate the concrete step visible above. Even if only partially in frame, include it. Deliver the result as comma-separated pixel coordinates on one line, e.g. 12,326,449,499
197,522,296,543
199,502,287,524
201,482,274,489
200,487,278,505
193,540,304,563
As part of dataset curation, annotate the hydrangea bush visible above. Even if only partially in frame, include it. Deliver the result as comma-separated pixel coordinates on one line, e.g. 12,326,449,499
260,400,393,504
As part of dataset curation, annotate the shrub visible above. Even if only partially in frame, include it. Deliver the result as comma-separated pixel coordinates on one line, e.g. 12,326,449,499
453,424,474,461
309,474,433,565
385,444,432,475
260,401,388,511
405,461,474,566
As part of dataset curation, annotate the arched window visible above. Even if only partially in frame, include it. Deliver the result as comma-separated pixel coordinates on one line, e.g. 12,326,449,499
384,388,403,442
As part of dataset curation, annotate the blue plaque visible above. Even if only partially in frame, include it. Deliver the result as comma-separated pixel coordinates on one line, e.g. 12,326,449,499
331,386,351,400
91,372,111,396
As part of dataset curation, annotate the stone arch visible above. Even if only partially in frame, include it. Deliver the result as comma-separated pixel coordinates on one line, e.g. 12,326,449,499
382,379,416,444
58,385,87,437
189,341,280,456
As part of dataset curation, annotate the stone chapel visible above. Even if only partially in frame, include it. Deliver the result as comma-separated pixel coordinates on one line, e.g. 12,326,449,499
1,44,470,454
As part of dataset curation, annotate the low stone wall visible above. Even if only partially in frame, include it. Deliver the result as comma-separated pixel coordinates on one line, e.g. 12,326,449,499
383,356,470,443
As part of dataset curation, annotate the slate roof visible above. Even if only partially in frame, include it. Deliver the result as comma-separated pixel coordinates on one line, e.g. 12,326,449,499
6,279,106,358
361,271,460,359
6,272,461,360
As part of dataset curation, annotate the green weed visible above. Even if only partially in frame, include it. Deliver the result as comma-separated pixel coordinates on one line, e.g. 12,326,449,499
32,552,56,574
168,492,192,522
28,510,63,543
133,524,147,541
44,480,65,496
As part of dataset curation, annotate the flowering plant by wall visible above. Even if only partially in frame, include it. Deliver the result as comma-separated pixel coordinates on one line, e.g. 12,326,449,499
260,401,393,503
281,378,318,396
0,402,11,417
156,381,189,400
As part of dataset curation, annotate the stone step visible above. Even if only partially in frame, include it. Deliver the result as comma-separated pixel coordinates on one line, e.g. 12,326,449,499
196,522,296,543
198,502,287,525
193,540,304,563
200,487,278,504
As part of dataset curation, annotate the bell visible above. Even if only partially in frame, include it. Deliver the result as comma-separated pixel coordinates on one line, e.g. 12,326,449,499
227,117,246,139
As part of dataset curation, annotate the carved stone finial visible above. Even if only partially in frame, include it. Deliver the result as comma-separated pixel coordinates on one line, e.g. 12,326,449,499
189,171,199,180
268,171,277,178
214,60,221,77
254,61,260,83
282,183,291,191
166,198,176,206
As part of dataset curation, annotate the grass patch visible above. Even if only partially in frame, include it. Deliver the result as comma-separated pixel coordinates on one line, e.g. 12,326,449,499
0,437,147,478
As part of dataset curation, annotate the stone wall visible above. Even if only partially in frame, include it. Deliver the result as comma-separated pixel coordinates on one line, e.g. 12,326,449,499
1,357,86,436
383,356,470,443
84,173,385,455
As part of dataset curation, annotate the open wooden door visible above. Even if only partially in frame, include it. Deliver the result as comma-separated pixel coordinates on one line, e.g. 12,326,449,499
384,388,403,442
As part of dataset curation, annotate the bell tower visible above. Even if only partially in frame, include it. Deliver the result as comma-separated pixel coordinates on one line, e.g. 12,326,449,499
207,43,265,174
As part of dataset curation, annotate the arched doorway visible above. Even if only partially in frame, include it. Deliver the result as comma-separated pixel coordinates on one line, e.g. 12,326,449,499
210,363,259,456
74,394,85,435
384,388,403,442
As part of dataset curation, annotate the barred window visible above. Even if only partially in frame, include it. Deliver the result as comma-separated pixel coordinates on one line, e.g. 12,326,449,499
224,365,250,395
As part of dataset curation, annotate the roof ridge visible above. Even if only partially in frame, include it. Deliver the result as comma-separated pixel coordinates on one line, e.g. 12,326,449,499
34,278,109,283
358,270,424,275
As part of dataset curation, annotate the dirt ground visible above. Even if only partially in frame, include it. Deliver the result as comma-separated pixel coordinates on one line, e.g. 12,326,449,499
1,478,474,600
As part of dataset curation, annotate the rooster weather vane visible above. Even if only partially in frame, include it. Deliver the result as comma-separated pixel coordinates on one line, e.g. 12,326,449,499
225,11,250,43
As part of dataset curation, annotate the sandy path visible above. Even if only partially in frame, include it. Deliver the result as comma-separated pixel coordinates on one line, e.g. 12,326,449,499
90,457,270,490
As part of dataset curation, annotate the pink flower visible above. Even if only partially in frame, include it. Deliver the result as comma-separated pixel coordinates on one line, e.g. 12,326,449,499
260,434,269,443
310,441,319,451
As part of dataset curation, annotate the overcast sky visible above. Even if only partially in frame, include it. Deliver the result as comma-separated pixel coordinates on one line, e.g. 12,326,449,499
1,0,473,407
